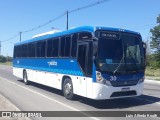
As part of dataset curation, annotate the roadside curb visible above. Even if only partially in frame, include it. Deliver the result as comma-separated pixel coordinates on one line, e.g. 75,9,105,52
145,79,160,84
145,76,160,83
145,76,160,79
0,93,20,111
0,93,31,120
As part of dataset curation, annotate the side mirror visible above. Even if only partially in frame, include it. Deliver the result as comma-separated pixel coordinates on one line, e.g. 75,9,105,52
93,41,98,55
142,42,147,67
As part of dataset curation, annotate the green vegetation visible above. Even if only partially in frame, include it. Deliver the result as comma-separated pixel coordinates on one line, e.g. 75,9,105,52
145,50,160,78
145,15,160,77
0,62,12,66
150,14,160,51
145,67,160,77
146,54,160,69
0,55,12,66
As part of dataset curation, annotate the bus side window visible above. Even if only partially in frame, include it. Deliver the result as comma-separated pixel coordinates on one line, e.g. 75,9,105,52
13,46,16,58
65,36,71,57
71,34,78,57
47,38,59,57
52,39,59,57
22,44,28,57
28,43,31,57
41,41,46,57
87,42,93,76
37,41,41,57
60,37,65,57
36,41,46,57
47,39,53,57
17,45,22,58
28,42,36,57
14,46,17,58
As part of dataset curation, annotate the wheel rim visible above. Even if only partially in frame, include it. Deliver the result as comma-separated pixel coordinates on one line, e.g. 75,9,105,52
64,83,72,95
24,74,27,83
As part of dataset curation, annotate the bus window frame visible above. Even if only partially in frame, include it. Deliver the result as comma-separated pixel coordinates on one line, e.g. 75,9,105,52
46,38,59,58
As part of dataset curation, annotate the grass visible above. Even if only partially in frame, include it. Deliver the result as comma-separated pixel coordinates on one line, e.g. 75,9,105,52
154,78,160,81
145,67,160,78
0,62,12,66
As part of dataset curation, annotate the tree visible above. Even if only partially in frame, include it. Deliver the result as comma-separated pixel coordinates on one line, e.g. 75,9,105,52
150,14,160,52
149,15,160,68
6,56,12,62
0,55,7,63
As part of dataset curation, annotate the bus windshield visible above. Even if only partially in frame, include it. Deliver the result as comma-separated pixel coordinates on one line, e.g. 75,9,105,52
95,33,145,74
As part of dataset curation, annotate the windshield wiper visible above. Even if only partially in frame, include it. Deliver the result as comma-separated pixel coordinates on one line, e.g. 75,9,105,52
113,40,125,75
113,55,124,74
127,47,139,72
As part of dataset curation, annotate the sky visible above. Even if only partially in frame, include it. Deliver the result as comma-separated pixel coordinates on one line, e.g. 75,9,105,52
0,0,160,56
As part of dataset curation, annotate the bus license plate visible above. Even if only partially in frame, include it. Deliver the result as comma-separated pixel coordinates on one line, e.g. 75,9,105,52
121,87,130,91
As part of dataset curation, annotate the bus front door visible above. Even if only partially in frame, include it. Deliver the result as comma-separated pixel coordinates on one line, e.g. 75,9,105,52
77,42,89,97
77,43,89,74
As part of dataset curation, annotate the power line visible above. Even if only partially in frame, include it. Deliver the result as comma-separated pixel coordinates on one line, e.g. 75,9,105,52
22,13,66,34
22,0,109,33
0,13,66,43
68,0,109,14
0,33,18,56
66,0,109,29
129,24,157,30
1,33,19,43
1,0,109,43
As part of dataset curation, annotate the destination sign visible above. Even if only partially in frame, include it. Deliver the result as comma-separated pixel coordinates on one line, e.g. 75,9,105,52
99,32,120,39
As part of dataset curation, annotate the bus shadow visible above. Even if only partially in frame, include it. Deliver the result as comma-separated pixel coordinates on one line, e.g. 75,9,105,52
17,80,64,97
76,95,160,109
17,80,160,109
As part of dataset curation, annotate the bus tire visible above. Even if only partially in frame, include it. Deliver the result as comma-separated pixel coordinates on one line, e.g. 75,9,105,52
23,71,29,85
63,78,74,100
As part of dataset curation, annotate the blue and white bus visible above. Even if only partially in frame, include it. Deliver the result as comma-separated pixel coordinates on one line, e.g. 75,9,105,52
13,26,146,100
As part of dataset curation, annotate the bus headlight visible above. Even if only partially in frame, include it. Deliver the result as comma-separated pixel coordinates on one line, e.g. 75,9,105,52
96,71,112,86
138,77,144,84
96,71,103,83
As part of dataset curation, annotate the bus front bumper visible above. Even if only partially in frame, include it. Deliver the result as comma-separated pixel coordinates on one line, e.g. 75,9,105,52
92,82,144,100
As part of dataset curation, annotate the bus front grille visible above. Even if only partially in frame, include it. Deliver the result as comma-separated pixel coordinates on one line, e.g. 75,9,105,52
110,91,137,98
110,80,138,87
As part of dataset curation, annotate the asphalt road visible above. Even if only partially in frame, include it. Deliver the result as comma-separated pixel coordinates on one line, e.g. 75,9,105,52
0,65,160,120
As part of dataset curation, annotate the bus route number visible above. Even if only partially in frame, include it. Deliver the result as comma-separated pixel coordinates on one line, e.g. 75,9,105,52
110,76,117,81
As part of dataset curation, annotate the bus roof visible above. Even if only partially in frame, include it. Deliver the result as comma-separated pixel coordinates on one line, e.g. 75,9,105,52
15,26,140,46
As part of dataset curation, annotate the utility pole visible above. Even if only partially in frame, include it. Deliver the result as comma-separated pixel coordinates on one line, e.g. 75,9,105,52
0,41,1,56
20,32,22,42
66,11,68,30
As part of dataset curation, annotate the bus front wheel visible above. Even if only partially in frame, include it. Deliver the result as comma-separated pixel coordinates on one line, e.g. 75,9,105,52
63,78,74,100
23,71,29,85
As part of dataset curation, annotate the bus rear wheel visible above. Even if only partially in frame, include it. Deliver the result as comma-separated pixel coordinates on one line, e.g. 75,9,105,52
63,78,74,100
23,71,29,85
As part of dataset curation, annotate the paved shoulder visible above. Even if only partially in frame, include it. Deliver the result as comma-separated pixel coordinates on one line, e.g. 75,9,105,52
0,93,31,120
0,93,19,111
